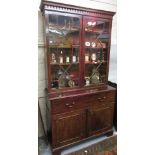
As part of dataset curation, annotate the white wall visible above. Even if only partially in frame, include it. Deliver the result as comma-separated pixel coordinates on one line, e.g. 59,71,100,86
38,0,117,137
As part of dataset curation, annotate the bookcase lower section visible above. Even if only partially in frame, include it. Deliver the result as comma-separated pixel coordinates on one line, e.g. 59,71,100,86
48,85,116,155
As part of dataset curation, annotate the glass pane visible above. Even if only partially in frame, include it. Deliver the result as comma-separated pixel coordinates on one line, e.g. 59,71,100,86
84,17,110,86
48,14,80,47
48,14,80,90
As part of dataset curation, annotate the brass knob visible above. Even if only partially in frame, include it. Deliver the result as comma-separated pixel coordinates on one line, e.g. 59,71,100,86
72,101,75,105
65,103,69,107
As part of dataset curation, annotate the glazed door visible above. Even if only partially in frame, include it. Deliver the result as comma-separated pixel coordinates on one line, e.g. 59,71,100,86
83,16,112,87
46,12,82,91
52,109,86,147
88,104,114,136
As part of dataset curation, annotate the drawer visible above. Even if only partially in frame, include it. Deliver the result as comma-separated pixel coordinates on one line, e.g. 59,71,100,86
90,90,115,101
51,96,87,114
92,100,114,108
90,91,115,106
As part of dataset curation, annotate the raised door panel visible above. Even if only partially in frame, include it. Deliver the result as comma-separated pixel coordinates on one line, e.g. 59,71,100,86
52,110,86,147
88,103,114,136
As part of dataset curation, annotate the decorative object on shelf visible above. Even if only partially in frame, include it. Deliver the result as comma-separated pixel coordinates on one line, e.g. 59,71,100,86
87,21,96,27
59,51,63,64
102,42,106,48
91,53,97,62
96,50,102,63
91,69,100,84
51,53,56,63
49,40,53,44
69,71,79,86
85,77,90,86
58,74,67,87
51,80,58,89
96,42,101,48
91,42,96,48
58,69,63,76
85,53,89,62
85,41,90,47
72,55,76,63
66,56,70,63
68,80,75,87
84,27,89,31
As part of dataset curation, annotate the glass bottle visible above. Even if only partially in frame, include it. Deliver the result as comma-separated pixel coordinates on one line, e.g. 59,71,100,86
51,53,56,63
91,52,97,62
66,55,70,63
85,51,89,62
72,55,76,63
59,51,63,64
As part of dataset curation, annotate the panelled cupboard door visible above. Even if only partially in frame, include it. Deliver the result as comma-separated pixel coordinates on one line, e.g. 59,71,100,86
52,109,86,147
88,103,114,136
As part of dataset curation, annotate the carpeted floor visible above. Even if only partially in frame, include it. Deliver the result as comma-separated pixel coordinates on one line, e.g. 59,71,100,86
64,135,117,155
39,130,117,155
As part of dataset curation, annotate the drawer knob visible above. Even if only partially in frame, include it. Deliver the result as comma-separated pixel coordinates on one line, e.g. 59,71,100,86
65,103,69,106
98,96,106,100
65,102,74,108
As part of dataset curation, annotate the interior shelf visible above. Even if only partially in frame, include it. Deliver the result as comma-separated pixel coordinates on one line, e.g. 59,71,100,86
50,62,79,65
49,45,80,48
85,61,107,64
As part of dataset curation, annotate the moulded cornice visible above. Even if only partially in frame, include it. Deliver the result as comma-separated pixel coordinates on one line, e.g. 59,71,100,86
40,0,115,18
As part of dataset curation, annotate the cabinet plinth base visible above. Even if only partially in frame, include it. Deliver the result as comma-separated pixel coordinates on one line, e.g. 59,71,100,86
53,149,61,155
51,130,114,155
106,130,114,137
